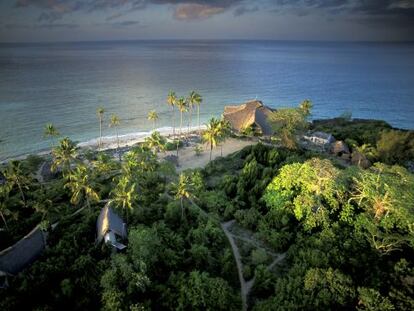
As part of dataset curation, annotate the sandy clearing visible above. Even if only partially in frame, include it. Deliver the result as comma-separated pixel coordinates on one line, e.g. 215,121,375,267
169,137,257,172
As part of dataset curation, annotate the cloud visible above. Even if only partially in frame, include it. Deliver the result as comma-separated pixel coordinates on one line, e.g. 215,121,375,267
174,4,225,20
111,20,141,27
13,0,244,21
10,0,414,28
270,0,414,28
4,23,79,29
233,5,259,16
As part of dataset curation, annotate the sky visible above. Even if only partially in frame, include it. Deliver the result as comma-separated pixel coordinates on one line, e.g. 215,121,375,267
0,0,414,42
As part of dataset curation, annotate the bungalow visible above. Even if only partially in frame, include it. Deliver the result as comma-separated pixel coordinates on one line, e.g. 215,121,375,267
303,131,335,147
0,225,47,288
223,100,274,136
96,203,127,251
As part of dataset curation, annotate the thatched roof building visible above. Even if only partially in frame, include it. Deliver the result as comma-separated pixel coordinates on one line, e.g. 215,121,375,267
331,141,350,156
0,225,47,287
303,131,335,146
223,100,274,136
96,203,127,250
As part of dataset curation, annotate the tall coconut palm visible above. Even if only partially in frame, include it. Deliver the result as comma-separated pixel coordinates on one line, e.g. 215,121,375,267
203,118,221,161
176,97,188,139
64,164,99,209
109,114,121,148
111,175,137,222
147,110,159,131
218,118,232,157
167,91,177,137
51,137,78,175
4,160,30,205
171,173,193,219
299,99,313,117
97,107,105,149
188,91,203,136
43,123,60,149
109,114,121,159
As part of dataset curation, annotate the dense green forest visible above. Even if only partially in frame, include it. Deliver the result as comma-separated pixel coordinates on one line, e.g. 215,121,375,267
1,117,414,310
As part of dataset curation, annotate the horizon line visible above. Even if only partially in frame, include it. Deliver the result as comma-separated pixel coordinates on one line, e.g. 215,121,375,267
1,38,414,45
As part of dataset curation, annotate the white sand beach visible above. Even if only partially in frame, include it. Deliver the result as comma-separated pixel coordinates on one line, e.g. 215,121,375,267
170,137,257,172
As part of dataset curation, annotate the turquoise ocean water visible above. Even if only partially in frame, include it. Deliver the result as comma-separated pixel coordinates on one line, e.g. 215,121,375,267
1,40,414,159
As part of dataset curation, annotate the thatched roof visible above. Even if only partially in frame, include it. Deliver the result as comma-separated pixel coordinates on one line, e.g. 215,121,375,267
223,100,274,135
40,161,57,182
96,203,127,243
352,152,371,169
331,141,350,155
0,225,47,276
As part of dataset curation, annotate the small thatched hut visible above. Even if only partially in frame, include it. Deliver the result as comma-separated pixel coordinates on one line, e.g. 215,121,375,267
331,141,350,156
351,152,371,169
223,100,274,136
96,203,127,250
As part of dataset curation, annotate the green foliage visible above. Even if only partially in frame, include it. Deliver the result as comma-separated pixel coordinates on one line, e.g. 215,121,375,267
264,158,343,231
376,130,414,165
311,118,391,146
167,271,240,310
268,102,311,149
357,287,395,311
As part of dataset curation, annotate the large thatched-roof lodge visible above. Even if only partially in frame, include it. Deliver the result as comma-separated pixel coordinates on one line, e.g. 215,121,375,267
223,100,274,136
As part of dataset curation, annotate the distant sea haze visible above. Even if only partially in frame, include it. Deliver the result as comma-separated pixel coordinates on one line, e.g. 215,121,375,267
0,40,414,159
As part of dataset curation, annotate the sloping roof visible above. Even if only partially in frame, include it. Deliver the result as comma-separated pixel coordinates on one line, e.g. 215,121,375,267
0,225,47,275
311,131,334,141
96,203,127,243
223,100,274,135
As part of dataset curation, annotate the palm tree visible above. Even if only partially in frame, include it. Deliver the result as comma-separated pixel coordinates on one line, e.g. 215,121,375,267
218,118,232,157
110,175,137,222
109,114,121,159
299,99,313,117
93,152,118,177
43,123,60,149
0,197,11,230
64,164,99,209
51,137,78,175
203,118,221,161
4,161,30,205
147,110,159,131
171,173,193,219
0,182,12,229
188,91,203,136
144,131,167,153
97,107,105,149
176,97,188,139
167,91,177,137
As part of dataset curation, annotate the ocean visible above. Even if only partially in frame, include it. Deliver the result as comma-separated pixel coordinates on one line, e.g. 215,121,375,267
1,40,414,159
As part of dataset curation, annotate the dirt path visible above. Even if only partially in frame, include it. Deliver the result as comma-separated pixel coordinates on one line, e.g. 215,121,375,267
221,220,250,311
221,220,286,311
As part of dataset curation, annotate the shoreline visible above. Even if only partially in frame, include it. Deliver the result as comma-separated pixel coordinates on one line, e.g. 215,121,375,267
1,125,207,164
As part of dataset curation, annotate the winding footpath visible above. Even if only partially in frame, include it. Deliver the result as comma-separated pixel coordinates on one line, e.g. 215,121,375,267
188,200,286,311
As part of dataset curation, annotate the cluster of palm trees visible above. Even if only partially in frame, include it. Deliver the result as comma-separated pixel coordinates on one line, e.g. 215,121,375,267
203,117,232,161
166,90,203,139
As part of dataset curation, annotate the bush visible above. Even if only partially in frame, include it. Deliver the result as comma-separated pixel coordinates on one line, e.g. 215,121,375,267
377,130,414,165
165,140,183,151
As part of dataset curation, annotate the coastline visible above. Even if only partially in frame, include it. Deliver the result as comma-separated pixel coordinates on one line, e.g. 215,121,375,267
1,125,207,164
